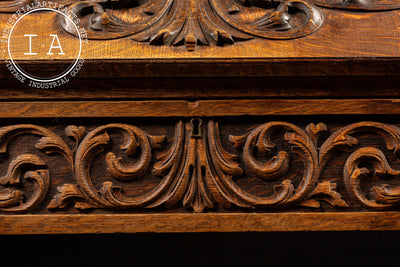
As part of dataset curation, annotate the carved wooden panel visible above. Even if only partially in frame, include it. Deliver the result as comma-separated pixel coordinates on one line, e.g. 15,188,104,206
2,0,400,51
1,119,400,214
59,0,323,51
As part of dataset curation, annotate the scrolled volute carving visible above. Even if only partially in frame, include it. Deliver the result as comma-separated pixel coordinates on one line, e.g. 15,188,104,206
1,121,400,213
230,122,317,206
320,122,400,209
59,0,323,51
0,124,72,212
50,124,166,210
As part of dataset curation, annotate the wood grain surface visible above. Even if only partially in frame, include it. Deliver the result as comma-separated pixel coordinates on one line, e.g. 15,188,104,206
0,99,398,118
0,0,400,234
1,212,400,234
2,8,399,60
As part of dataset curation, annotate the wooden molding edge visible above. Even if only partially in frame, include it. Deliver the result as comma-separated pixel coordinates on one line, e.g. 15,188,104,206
0,99,399,118
1,212,400,234
1,58,400,78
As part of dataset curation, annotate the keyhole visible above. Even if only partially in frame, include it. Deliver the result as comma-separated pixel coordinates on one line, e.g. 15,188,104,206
190,118,202,138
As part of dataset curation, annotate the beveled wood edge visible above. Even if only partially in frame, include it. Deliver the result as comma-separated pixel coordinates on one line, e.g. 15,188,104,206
0,212,399,234
0,99,398,118
1,58,400,78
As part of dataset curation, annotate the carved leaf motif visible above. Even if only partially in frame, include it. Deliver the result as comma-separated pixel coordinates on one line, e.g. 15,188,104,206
72,124,166,209
60,0,323,51
65,125,87,151
299,181,349,208
51,120,350,212
344,147,400,209
230,122,319,206
150,121,245,212
0,124,73,161
319,122,400,209
48,184,97,210
0,154,49,212
370,185,400,205
4,120,400,213
306,122,328,146
0,124,74,212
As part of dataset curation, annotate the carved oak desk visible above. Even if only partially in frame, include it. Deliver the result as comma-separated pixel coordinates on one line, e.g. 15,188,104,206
0,0,400,234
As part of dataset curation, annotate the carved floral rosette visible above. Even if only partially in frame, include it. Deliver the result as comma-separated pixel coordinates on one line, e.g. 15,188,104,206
1,120,400,213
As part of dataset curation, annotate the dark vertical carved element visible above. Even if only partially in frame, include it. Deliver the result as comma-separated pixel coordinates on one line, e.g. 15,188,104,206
60,0,323,51
150,121,244,212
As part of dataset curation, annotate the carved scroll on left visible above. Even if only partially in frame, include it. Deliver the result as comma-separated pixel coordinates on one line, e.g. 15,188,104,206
60,0,323,51
0,125,71,212
0,121,400,213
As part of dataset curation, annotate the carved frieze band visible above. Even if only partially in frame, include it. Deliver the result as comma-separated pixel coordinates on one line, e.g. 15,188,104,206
1,120,400,213
1,0,400,50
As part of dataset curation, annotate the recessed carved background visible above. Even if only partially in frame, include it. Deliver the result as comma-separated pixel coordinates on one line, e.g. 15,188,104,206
1,118,400,214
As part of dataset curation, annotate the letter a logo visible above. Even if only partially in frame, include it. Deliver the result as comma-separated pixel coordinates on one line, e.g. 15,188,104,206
47,34,65,55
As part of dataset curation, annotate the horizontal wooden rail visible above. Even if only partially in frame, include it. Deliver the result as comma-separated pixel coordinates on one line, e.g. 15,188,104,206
1,212,400,234
0,99,398,118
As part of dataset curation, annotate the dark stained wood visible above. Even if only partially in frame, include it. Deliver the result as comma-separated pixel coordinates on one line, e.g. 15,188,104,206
0,76,400,100
1,58,400,79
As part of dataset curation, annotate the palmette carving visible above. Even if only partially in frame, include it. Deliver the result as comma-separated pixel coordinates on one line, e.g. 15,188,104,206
1,121,400,213
2,0,399,50
60,0,323,51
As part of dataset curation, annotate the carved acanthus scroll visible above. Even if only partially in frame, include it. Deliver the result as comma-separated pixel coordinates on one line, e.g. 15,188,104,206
1,0,399,50
0,125,71,212
59,0,323,51
1,120,400,213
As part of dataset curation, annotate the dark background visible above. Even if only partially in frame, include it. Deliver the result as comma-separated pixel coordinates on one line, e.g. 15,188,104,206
1,231,399,266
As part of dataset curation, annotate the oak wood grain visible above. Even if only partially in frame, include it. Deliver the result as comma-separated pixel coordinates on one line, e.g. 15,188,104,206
0,99,398,118
0,0,399,234
1,212,400,234
2,8,399,60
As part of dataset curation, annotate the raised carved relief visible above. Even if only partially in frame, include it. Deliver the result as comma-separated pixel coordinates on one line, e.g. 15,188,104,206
1,0,399,50
1,120,399,213
59,0,323,51
0,125,69,212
